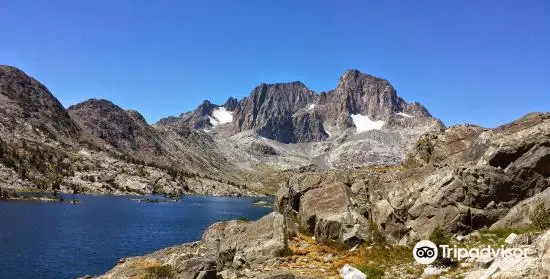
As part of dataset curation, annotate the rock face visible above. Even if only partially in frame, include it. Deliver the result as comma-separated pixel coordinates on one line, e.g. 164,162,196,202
0,65,79,141
297,183,369,246
276,170,374,245
160,70,439,144
362,113,548,242
230,82,318,143
276,113,550,244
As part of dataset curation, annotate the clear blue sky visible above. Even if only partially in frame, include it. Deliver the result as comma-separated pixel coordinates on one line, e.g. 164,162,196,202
1,1,548,127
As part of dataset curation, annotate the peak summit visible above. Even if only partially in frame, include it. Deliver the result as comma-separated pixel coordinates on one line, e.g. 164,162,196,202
0,65,79,141
159,69,440,145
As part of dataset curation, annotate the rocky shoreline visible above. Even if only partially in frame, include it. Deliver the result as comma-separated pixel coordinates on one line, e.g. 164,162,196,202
0,187,271,205
95,113,550,278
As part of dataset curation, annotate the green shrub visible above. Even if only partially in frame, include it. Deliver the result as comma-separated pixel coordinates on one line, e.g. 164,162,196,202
358,265,385,279
430,226,453,266
368,219,386,245
430,226,450,247
530,203,550,229
144,265,174,279
238,216,251,222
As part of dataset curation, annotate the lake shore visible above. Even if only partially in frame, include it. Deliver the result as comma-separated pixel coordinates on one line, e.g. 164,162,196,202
0,194,273,279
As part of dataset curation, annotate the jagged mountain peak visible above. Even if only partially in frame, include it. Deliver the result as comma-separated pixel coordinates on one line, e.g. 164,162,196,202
331,69,403,117
159,69,441,145
196,100,217,116
224,97,239,111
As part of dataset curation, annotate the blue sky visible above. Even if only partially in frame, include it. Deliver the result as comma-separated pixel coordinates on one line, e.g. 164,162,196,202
1,1,548,127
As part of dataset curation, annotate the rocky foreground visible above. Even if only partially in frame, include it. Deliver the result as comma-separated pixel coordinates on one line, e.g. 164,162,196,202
95,112,550,278
95,223,550,279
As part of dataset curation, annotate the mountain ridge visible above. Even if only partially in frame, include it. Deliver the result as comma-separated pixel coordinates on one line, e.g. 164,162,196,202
0,65,255,196
157,69,441,144
0,65,444,195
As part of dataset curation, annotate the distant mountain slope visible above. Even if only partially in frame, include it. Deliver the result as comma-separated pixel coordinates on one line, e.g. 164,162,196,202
68,99,166,159
0,65,254,196
0,65,79,142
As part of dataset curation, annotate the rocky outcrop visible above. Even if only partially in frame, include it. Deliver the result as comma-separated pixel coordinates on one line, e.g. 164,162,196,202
224,97,239,111
491,187,550,230
276,170,375,246
290,110,328,143
211,212,286,268
320,69,409,127
375,113,549,242
404,124,486,168
297,183,370,246
274,113,549,245
97,213,289,279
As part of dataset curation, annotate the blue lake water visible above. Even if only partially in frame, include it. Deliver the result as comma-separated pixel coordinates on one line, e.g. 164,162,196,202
0,195,273,279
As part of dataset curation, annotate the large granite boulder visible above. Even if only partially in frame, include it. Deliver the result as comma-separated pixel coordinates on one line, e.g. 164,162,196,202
276,170,374,246
298,183,369,246
173,257,217,279
202,212,286,269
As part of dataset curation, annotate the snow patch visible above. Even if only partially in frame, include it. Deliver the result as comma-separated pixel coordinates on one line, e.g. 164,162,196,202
350,114,384,132
209,107,233,126
308,104,316,110
397,112,413,118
